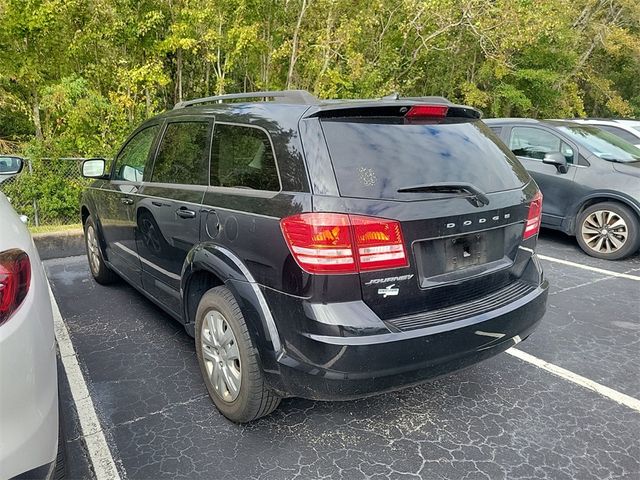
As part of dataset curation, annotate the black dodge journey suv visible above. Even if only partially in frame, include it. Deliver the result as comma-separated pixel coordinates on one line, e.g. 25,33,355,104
80,90,549,422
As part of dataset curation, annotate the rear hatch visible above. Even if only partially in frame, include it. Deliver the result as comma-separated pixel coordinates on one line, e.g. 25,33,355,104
316,105,539,325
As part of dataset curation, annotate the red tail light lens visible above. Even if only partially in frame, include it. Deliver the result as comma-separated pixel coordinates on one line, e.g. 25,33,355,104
523,191,543,240
350,215,407,271
405,105,449,118
280,213,355,273
0,249,31,325
280,213,409,274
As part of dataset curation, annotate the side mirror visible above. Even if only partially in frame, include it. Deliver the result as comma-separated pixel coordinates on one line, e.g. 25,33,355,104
543,152,569,174
82,158,107,178
0,156,24,175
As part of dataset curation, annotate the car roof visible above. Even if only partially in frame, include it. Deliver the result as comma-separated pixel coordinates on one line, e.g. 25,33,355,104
562,118,640,127
484,118,583,128
153,91,482,123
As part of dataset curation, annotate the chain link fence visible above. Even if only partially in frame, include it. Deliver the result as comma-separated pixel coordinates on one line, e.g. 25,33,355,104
0,157,90,228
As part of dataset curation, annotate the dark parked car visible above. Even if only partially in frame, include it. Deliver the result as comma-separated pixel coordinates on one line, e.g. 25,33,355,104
486,119,640,260
80,91,548,422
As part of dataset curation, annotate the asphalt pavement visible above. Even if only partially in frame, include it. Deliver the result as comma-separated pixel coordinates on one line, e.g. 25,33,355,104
48,229,640,480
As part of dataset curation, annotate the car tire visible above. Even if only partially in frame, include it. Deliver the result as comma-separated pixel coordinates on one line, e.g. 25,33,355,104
84,215,118,284
576,202,640,260
195,286,281,423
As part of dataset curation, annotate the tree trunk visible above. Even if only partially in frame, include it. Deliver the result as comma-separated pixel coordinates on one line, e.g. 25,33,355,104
31,89,43,140
145,87,152,117
286,0,308,90
205,61,210,96
176,48,183,103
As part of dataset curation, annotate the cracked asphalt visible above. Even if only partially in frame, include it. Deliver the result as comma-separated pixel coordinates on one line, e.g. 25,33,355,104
48,229,640,479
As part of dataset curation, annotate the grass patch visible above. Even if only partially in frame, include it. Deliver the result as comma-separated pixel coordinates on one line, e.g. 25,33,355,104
30,223,82,234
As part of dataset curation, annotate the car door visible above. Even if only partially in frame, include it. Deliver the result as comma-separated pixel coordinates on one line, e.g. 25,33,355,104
97,124,161,285
506,125,578,227
135,118,212,316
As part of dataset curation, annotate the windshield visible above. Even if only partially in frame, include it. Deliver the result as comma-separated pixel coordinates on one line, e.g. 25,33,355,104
321,118,529,201
557,125,640,163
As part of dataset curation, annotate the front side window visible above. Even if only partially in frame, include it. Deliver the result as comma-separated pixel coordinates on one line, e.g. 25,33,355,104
557,125,640,163
151,122,210,185
509,127,574,163
211,124,280,191
113,125,159,182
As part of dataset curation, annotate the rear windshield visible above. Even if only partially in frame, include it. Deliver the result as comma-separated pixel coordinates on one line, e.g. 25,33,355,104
321,118,529,200
557,125,640,163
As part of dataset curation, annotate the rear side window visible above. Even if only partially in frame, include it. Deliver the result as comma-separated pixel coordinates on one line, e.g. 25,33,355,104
113,125,159,182
211,124,280,191
151,122,210,185
509,127,575,163
321,118,529,200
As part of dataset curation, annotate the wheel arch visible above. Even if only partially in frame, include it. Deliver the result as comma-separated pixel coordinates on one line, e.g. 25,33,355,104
80,199,110,260
564,192,640,235
181,243,283,359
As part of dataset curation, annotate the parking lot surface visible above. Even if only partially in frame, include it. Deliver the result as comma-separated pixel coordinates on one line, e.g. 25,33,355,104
48,230,640,480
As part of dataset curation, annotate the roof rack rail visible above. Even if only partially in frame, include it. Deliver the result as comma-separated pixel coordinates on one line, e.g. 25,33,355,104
173,90,318,109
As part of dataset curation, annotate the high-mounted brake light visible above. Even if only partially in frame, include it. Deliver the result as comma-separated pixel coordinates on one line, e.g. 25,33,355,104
405,105,449,118
280,213,408,274
523,191,543,240
0,249,31,325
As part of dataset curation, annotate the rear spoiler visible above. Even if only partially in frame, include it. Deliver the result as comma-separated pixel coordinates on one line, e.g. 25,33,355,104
307,103,482,120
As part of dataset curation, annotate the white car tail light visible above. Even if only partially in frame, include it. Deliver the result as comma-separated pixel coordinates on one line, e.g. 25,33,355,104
0,249,31,325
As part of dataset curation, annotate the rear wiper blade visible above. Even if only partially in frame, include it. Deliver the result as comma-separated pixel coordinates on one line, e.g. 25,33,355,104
397,182,490,206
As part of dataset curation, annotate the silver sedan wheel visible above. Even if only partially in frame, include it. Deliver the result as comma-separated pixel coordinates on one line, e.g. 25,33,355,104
580,209,628,254
86,225,101,274
201,309,242,402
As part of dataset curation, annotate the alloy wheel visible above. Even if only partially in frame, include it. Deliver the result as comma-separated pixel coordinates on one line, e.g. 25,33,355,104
86,225,101,274
580,209,628,254
201,309,242,402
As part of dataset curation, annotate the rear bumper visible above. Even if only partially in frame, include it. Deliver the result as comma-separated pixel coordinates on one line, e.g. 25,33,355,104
268,280,548,401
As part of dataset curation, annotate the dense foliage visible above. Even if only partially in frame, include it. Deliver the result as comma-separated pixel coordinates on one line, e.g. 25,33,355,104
1,0,639,159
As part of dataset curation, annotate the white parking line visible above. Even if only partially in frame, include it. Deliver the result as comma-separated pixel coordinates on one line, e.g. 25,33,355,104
49,283,122,480
507,348,640,413
537,254,640,281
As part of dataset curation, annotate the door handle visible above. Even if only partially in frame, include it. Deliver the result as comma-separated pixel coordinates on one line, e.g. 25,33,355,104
120,197,134,205
176,207,196,219
151,200,170,207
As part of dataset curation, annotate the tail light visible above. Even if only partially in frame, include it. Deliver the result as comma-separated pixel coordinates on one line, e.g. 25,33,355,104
523,191,543,240
0,249,31,325
280,213,408,274
405,105,448,118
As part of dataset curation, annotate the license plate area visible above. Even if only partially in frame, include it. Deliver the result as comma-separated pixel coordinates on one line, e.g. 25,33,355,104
445,233,488,271
414,229,508,288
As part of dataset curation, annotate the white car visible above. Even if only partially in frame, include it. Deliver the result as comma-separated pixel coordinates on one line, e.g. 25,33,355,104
568,119,640,148
0,168,61,479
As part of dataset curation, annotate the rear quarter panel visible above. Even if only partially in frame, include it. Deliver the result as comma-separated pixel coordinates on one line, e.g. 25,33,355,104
0,193,58,479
